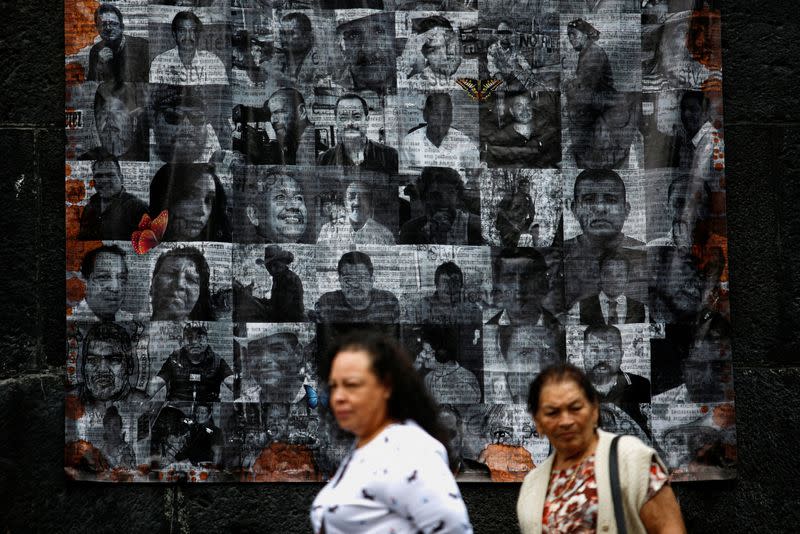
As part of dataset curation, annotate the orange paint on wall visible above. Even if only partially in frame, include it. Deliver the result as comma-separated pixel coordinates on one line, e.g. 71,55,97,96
478,443,534,482
713,403,735,428
65,62,86,86
64,439,109,476
66,276,86,304
65,179,86,204
66,206,84,240
65,396,86,421
686,9,722,71
65,0,100,57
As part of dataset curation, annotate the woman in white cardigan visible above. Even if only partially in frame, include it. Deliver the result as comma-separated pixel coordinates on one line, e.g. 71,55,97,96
517,364,686,534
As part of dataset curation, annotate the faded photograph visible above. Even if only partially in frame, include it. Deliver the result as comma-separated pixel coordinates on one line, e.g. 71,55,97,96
479,169,562,248
150,11,229,85
77,156,148,241
315,250,401,323
79,83,149,161
561,16,643,169
88,4,150,83
481,90,561,169
400,167,483,245
149,163,232,242
396,12,477,90
329,11,397,95
234,245,306,323
234,167,312,244
150,84,225,164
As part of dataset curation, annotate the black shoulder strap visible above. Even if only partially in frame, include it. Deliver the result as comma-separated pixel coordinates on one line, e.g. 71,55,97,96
610,435,628,534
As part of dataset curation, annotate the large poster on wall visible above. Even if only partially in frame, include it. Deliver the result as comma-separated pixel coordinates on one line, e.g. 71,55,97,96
64,0,733,483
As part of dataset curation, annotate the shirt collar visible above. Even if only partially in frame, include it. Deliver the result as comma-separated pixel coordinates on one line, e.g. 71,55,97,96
599,291,625,305
692,121,714,147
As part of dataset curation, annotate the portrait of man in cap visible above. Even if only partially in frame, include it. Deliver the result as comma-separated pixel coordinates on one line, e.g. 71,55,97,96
151,84,219,164
399,15,463,89
332,11,396,95
234,245,304,323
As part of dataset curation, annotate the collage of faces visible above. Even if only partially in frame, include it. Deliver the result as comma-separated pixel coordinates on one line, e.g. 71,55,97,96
64,0,732,482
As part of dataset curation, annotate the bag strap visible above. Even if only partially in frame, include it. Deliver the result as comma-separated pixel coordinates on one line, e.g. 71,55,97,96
609,435,627,534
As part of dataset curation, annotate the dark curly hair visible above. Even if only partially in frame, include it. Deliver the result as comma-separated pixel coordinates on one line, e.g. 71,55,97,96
324,330,451,459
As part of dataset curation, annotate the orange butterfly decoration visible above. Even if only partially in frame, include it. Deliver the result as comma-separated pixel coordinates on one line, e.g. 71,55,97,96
131,210,168,255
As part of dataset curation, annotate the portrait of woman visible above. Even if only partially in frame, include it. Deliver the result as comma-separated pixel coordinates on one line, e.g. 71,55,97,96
517,364,686,533
149,163,232,242
311,331,473,533
150,247,214,321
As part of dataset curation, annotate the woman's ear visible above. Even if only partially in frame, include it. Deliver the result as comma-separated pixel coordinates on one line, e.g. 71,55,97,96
382,377,393,400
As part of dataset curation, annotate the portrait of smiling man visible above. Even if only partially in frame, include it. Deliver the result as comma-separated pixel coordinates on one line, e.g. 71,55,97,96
317,94,398,174
316,180,395,246
239,168,309,243
73,245,136,322
564,168,646,307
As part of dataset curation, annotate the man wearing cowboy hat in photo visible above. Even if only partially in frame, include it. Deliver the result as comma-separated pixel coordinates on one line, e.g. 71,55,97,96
234,245,305,323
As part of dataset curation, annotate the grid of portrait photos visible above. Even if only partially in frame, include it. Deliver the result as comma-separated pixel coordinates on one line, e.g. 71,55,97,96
64,0,732,483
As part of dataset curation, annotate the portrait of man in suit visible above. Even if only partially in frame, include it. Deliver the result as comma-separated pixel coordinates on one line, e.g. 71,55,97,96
578,252,645,325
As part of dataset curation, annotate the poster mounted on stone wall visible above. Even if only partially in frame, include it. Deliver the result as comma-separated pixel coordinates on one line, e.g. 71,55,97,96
64,0,733,483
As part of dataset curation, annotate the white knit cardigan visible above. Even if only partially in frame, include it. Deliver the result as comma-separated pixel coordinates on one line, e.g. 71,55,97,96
517,429,665,534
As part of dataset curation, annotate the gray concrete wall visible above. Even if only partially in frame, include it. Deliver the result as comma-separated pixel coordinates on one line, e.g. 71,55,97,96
1,1,799,532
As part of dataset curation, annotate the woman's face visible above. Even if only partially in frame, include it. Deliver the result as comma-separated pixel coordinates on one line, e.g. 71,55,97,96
328,349,391,443
151,256,202,321
169,172,216,240
533,379,598,458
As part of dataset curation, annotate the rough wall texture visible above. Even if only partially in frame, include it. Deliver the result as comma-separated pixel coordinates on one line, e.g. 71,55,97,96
0,1,799,532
